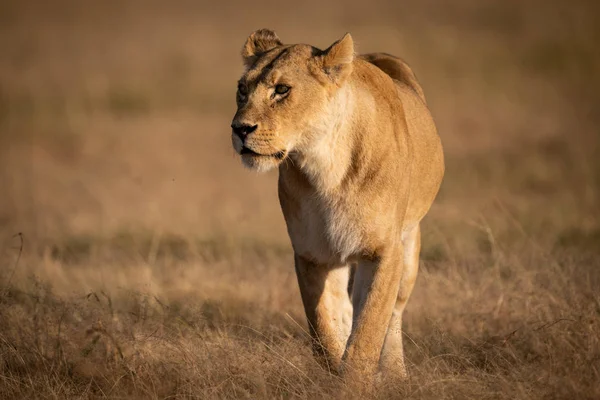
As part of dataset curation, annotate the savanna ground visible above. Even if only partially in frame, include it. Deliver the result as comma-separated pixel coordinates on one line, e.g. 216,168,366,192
1,0,599,398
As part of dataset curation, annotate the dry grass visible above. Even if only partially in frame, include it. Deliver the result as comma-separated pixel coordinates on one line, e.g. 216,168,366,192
1,0,599,398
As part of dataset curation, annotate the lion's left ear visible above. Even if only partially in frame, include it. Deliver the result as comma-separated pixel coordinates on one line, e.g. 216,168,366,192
242,29,283,68
319,33,354,83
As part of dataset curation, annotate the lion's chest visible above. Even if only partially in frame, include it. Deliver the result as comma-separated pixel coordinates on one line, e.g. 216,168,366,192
283,195,364,265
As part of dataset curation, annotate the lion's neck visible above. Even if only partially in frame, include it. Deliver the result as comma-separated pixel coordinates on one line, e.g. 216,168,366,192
290,84,359,194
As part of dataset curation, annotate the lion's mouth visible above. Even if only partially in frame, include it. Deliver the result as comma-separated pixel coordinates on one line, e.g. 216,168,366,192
241,146,286,160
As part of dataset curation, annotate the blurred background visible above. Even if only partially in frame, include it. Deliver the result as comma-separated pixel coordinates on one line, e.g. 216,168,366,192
1,0,598,244
0,0,599,398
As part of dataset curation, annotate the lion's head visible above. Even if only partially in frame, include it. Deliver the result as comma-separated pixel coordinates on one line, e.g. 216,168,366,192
231,29,354,172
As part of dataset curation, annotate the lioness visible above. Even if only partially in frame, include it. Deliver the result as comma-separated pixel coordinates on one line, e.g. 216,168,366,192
231,29,444,379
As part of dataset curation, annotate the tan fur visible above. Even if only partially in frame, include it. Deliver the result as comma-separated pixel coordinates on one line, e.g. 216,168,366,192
231,30,444,381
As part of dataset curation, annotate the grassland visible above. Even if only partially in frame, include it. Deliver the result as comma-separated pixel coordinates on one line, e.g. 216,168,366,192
1,0,599,398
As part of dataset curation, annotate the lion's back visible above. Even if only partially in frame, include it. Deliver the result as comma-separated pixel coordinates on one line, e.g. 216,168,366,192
359,53,427,104
360,52,444,226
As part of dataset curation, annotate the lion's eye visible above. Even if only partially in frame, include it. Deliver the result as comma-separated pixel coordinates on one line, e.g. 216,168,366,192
275,85,290,95
238,84,248,96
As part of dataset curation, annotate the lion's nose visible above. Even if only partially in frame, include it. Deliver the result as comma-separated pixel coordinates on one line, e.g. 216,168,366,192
231,123,258,142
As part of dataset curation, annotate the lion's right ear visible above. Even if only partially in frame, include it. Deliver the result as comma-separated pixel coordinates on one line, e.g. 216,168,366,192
242,29,282,68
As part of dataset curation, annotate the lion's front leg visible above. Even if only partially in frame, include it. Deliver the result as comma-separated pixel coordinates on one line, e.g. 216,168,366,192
294,254,352,372
343,245,403,379
380,224,421,378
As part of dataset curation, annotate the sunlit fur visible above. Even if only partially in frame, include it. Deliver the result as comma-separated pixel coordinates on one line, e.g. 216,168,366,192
231,30,445,384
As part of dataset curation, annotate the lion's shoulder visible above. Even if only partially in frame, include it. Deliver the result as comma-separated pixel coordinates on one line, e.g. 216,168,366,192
358,53,426,104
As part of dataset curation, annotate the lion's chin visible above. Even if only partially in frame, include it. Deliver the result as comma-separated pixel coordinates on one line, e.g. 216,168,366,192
241,152,285,172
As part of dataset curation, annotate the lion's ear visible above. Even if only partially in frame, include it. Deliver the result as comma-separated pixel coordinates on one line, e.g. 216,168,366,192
320,33,354,82
242,29,282,68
